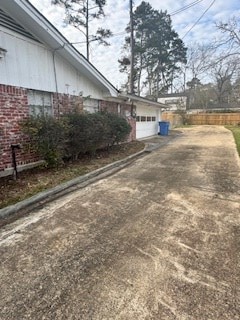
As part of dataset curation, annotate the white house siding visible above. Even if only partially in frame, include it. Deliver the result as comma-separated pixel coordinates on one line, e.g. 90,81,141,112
136,105,161,139
158,96,187,111
54,55,104,99
0,27,105,99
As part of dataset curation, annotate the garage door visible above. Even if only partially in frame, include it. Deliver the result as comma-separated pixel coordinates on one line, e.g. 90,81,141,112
136,106,160,139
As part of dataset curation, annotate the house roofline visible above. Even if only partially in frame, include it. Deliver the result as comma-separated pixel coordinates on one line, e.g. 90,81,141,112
158,92,188,98
118,93,166,108
1,0,119,97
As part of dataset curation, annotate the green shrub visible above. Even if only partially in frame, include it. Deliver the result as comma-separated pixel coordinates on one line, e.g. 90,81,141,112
21,111,132,165
64,112,107,158
65,111,131,158
103,111,132,146
21,115,68,167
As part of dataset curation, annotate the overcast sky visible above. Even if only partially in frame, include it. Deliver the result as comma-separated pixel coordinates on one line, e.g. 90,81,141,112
29,0,240,89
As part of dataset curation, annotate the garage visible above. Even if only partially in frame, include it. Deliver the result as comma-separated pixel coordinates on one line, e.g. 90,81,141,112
134,98,164,139
110,94,165,140
136,104,160,139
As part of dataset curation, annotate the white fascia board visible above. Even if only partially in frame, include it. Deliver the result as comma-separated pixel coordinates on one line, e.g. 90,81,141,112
118,94,166,109
1,0,118,97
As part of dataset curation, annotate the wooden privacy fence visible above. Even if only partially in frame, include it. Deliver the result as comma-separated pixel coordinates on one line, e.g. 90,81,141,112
186,113,240,125
161,113,183,128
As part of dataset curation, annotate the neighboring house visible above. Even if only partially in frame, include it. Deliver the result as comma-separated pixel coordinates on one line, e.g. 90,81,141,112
0,0,135,176
158,93,188,112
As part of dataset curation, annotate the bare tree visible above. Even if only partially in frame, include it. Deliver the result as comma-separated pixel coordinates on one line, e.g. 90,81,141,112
210,57,239,107
186,43,216,82
215,16,240,63
216,17,240,48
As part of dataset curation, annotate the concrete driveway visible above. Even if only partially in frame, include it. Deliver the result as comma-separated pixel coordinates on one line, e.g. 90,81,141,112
0,125,240,320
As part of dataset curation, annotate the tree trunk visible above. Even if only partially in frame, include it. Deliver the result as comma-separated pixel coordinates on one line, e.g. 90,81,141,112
129,0,134,94
86,0,89,60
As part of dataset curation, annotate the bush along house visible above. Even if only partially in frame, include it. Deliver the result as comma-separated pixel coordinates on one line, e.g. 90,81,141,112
0,0,165,177
0,0,138,177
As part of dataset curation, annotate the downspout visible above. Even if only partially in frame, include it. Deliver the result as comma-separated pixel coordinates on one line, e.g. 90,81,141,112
52,50,59,118
52,45,65,118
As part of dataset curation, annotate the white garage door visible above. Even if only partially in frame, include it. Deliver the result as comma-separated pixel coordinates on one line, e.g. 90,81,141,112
136,106,160,139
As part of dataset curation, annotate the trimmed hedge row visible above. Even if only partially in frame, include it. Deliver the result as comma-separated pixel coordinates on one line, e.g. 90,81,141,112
21,111,132,167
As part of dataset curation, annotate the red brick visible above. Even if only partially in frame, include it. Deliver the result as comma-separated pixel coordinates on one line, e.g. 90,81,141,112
1,84,136,172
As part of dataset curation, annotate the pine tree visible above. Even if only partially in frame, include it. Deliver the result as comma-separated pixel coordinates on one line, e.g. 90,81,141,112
119,1,187,98
52,0,112,60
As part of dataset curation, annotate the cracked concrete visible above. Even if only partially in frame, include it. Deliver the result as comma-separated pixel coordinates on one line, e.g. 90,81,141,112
0,125,240,319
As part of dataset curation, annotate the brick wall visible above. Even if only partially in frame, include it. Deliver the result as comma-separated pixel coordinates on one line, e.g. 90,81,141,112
127,118,136,141
99,100,118,114
0,85,136,175
53,93,84,116
0,84,40,173
0,85,85,174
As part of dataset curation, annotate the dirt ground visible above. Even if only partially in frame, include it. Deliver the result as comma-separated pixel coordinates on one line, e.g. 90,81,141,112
0,141,145,210
0,125,240,319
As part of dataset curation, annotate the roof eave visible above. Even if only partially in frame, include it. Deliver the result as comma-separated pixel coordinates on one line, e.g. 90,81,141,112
118,94,166,108
0,0,118,97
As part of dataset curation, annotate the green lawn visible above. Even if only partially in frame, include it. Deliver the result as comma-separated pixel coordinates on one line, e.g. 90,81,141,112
226,125,240,156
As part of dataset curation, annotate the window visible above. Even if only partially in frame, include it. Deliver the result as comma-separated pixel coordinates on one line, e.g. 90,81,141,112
83,98,99,113
137,116,157,122
28,90,52,116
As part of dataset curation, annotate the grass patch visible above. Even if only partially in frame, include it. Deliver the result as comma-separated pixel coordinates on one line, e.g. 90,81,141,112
0,141,145,209
225,125,240,156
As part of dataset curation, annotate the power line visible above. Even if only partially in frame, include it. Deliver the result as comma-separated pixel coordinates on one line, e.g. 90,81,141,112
67,0,215,47
111,0,206,39
170,0,204,16
107,1,207,41
182,0,216,39
71,0,208,46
